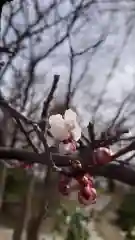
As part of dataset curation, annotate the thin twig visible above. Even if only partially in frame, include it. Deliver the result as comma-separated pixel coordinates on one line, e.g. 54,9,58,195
41,75,60,122
88,122,95,149
0,93,36,124
14,118,39,153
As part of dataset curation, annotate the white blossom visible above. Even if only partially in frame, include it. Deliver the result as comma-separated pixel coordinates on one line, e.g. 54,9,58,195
48,109,81,142
49,114,69,141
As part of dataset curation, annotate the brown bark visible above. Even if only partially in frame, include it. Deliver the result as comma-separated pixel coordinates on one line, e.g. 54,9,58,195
26,169,60,240
0,146,135,185
12,176,35,240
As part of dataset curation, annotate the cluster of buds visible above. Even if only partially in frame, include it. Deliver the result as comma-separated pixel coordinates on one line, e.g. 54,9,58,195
57,146,113,206
11,109,114,206
48,109,115,206
58,173,97,206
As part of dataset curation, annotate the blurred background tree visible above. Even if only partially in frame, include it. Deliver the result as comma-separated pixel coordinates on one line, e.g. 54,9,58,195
1,0,135,240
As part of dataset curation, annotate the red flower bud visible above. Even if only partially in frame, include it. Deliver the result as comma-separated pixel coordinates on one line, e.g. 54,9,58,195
80,184,92,200
78,186,97,205
94,147,113,165
78,193,89,205
76,175,89,187
76,174,94,188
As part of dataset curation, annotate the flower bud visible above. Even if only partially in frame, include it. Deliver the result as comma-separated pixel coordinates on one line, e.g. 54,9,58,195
76,174,94,188
76,175,89,187
94,147,113,165
78,185,97,205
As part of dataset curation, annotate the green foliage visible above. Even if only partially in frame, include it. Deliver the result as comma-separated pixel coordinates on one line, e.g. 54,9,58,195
53,205,91,240
116,192,135,239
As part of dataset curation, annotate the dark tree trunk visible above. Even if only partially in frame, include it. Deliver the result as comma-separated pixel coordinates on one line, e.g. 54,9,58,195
26,204,46,240
12,176,35,240
12,195,27,240
26,169,60,240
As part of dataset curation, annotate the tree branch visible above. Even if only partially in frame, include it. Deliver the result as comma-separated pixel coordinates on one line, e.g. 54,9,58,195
0,147,135,185
39,74,60,130
0,92,35,124
91,163,135,186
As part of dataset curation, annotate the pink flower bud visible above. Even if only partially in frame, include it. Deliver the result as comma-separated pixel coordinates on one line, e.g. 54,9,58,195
94,147,113,165
80,184,92,200
76,175,89,187
78,186,97,205
76,174,94,187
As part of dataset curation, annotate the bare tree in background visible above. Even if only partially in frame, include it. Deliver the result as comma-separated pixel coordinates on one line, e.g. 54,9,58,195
0,1,108,238
1,1,135,240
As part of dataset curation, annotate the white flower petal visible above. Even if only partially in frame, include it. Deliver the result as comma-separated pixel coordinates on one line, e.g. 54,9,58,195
64,109,77,121
50,125,69,141
64,109,77,130
49,114,69,140
49,114,64,126
49,109,82,142
71,123,81,141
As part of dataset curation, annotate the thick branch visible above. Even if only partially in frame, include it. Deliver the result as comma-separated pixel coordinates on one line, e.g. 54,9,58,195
91,163,135,186
0,147,40,163
0,147,135,186
0,147,73,165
